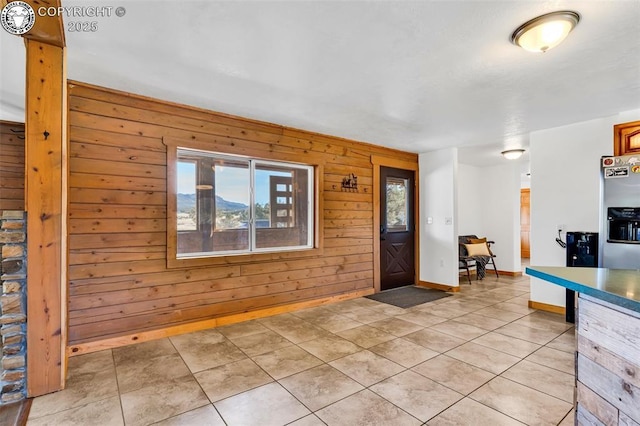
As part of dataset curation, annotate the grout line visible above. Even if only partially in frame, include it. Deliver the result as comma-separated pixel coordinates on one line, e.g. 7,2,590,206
462,393,531,425
53,274,575,425
110,348,127,425
495,374,575,406
26,351,123,422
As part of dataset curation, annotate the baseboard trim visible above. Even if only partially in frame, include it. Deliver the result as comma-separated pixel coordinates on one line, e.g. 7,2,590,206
497,270,523,277
529,300,565,315
67,288,374,357
459,270,522,278
418,281,460,293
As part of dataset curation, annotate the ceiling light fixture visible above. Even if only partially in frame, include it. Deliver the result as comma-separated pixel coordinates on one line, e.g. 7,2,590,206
501,149,525,160
511,11,580,53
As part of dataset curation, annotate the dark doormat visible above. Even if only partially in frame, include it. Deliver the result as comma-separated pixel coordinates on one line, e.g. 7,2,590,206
365,286,451,309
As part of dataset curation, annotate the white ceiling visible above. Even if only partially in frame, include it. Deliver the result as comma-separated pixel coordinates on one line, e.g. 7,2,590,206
1,0,639,165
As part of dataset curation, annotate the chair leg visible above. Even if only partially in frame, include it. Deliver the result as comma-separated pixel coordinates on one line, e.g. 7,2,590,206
492,259,499,278
465,264,471,284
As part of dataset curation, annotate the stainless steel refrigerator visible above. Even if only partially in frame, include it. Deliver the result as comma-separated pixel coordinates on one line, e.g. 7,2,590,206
599,154,640,269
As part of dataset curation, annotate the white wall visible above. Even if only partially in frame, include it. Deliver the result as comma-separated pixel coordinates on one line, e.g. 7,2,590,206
458,163,521,273
530,109,640,307
419,148,459,287
481,164,521,273
0,32,26,122
457,164,484,236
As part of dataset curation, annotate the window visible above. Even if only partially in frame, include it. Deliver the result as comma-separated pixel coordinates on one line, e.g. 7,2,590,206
176,161,197,231
386,176,409,232
175,148,314,257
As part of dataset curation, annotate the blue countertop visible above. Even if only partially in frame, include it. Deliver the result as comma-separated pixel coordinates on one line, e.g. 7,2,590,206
526,266,640,313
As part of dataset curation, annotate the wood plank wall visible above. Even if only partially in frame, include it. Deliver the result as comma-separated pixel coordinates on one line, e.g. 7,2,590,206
67,81,418,345
576,294,640,424
0,121,25,214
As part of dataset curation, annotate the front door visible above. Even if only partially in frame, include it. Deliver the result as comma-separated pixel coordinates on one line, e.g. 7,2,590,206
380,166,415,290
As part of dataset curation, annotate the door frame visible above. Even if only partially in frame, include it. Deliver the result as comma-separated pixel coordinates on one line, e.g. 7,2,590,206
520,188,530,258
371,155,419,293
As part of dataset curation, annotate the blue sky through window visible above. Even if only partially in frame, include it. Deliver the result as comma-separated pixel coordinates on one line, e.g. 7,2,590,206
177,161,289,205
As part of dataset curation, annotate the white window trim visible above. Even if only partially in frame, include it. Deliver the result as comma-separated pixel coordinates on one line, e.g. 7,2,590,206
176,147,315,258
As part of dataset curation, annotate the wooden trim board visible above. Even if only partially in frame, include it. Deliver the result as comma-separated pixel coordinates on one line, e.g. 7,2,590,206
529,300,565,315
163,137,325,269
13,0,66,48
67,288,373,356
0,398,32,426
459,269,522,277
25,39,66,397
418,280,460,293
496,270,523,277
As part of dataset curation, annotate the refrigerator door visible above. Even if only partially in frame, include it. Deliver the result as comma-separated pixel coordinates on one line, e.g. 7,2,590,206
600,155,640,269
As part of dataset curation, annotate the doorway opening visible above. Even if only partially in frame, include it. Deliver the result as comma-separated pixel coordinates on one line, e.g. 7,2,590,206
380,166,415,291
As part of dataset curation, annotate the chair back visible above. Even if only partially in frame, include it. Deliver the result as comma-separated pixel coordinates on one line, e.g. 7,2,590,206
458,235,479,257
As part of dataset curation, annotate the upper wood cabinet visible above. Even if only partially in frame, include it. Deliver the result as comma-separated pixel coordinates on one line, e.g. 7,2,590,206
614,120,640,156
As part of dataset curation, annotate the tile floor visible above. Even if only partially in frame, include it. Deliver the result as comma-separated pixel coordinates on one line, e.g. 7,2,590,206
27,274,576,426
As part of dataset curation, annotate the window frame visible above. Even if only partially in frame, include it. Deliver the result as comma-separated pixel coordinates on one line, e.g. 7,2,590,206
176,159,198,232
165,138,323,269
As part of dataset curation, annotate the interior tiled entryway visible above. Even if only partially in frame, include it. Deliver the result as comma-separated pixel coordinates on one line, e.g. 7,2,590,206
27,274,576,425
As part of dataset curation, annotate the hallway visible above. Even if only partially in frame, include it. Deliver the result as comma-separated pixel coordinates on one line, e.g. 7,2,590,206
27,274,575,425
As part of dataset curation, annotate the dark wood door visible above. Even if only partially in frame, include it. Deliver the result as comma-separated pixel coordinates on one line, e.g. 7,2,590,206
380,166,415,290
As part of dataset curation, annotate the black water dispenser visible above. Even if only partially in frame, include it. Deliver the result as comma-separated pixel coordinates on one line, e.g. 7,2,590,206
565,232,598,323
607,208,640,243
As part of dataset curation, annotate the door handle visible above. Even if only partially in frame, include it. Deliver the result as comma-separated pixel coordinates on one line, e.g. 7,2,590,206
380,226,386,240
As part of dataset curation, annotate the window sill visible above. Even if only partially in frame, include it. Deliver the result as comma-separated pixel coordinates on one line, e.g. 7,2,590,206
166,246,324,269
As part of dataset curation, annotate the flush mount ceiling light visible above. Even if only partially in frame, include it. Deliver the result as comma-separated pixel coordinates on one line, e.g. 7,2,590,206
501,149,525,160
511,11,580,53
195,184,213,190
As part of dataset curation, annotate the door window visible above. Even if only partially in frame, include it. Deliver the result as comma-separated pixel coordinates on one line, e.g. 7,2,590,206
386,177,409,232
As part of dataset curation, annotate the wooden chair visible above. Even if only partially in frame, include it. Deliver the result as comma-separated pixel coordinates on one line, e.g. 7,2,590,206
459,245,476,284
458,235,499,279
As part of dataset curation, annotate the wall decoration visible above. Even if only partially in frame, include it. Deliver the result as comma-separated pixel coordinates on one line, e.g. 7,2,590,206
341,173,358,191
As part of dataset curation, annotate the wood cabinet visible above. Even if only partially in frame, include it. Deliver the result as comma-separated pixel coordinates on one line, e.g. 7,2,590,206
614,120,640,156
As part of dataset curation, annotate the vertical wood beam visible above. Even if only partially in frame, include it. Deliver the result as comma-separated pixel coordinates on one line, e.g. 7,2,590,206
25,39,67,396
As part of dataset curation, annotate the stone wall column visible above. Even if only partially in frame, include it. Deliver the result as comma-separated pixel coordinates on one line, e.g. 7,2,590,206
0,211,27,404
